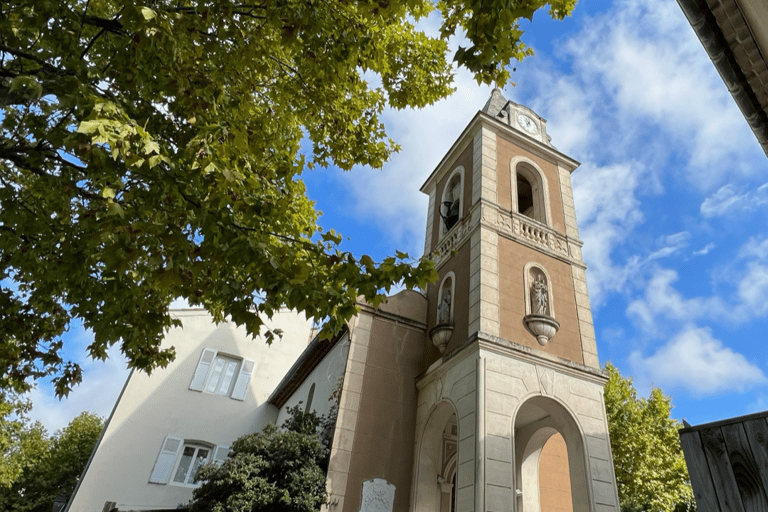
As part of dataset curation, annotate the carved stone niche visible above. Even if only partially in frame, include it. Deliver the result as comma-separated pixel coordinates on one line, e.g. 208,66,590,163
523,265,560,346
360,478,395,512
430,275,454,354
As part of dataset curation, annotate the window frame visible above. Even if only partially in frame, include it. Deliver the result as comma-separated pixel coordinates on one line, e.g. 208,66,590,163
149,435,230,486
189,348,255,401
170,442,214,487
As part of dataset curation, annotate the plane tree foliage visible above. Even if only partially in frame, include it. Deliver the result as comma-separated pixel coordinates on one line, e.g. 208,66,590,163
603,363,695,512
0,0,576,396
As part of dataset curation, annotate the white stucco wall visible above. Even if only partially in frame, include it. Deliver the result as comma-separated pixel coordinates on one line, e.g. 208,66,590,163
275,332,349,426
68,309,313,511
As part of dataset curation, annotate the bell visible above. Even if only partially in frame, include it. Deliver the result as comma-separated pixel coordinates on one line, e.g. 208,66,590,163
440,200,460,231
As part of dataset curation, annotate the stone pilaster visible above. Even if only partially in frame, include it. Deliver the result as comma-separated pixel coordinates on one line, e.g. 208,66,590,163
424,188,436,255
472,126,497,205
323,316,371,512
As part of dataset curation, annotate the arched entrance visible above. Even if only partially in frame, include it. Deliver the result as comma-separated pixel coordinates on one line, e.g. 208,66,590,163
514,396,590,512
413,401,459,512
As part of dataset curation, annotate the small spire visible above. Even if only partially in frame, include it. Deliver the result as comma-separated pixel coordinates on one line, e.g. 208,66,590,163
482,88,508,117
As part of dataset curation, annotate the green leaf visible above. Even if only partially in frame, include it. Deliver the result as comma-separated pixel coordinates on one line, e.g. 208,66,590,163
140,7,157,20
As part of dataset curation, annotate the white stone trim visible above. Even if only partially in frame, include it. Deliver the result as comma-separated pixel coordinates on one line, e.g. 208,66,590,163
424,188,436,255
557,162,581,240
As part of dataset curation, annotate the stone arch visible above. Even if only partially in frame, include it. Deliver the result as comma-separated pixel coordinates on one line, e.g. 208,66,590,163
413,400,459,512
440,166,465,235
512,395,591,512
510,157,551,226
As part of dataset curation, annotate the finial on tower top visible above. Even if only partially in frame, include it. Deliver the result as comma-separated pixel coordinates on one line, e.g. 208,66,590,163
482,88,509,118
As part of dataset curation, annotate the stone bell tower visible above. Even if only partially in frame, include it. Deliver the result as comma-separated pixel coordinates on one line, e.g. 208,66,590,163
411,90,620,512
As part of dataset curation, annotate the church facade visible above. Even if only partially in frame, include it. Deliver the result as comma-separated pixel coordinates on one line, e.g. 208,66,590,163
66,91,620,512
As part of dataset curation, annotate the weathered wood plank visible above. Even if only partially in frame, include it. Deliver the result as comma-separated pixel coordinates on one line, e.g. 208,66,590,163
743,418,768,506
701,426,746,512
722,423,768,512
680,429,721,512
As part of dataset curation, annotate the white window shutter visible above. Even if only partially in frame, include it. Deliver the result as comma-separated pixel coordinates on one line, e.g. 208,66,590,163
213,445,230,466
189,348,217,391
149,435,182,484
230,359,255,401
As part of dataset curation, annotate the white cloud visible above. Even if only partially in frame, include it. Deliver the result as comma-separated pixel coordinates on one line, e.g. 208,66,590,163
630,326,767,396
25,328,130,433
692,242,715,256
572,162,644,305
737,263,768,317
701,183,768,218
626,267,727,332
340,71,492,255
562,0,761,190
648,232,691,261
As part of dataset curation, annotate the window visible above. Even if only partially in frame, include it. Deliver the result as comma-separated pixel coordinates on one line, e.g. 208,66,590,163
189,349,255,401
305,383,316,413
439,167,464,234
149,436,229,486
173,443,211,485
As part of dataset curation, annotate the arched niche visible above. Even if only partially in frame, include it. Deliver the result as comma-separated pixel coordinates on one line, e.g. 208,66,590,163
510,157,551,226
440,167,465,235
413,400,459,512
437,271,456,325
523,263,556,318
513,395,591,512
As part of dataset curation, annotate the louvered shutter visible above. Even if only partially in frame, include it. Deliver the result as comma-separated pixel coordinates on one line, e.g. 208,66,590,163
212,445,230,466
148,435,182,484
189,348,217,391
230,359,255,400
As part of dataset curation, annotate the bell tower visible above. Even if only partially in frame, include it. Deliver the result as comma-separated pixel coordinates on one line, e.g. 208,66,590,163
411,90,620,512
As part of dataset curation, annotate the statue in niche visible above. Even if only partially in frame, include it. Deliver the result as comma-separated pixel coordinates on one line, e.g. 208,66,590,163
438,288,452,325
532,274,549,316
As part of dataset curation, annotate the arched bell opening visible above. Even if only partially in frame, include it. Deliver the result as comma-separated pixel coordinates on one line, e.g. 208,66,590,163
439,167,464,235
513,396,590,512
510,158,551,227
413,401,459,512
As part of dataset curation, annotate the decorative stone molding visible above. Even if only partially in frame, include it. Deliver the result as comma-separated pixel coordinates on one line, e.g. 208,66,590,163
430,214,473,268
481,205,570,259
523,314,561,346
429,324,454,354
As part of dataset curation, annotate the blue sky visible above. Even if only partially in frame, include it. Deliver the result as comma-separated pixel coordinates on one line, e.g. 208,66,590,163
29,0,768,431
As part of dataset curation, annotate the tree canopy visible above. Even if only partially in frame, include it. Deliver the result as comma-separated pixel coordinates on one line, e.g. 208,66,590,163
0,392,48,489
603,363,695,512
190,406,330,512
0,406,103,512
0,0,576,396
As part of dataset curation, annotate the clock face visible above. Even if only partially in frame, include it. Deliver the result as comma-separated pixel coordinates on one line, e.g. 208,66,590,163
517,114,538,134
